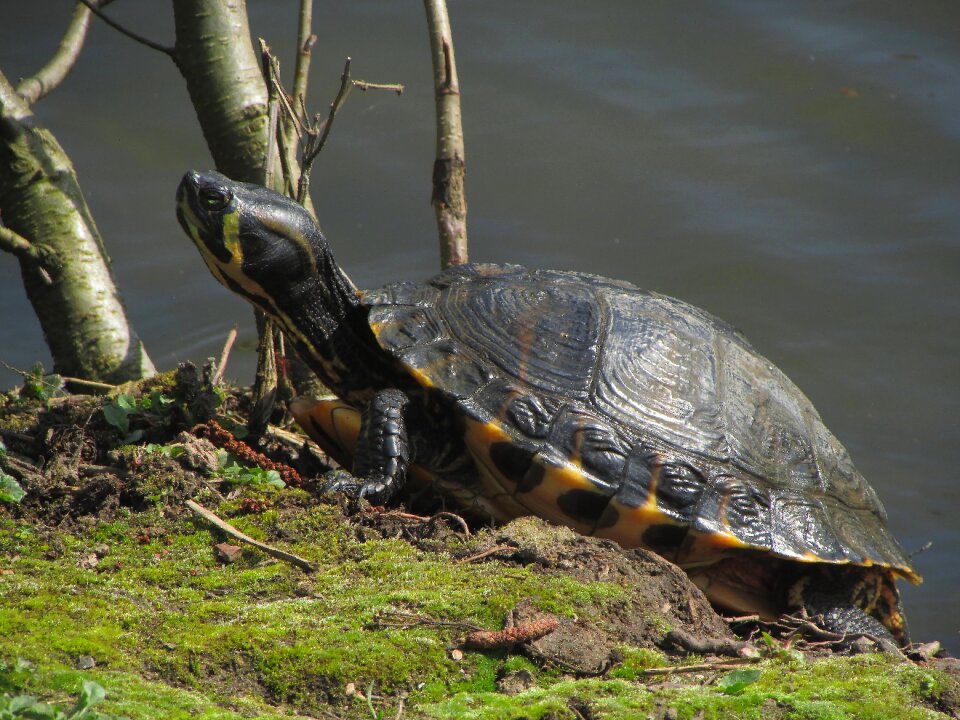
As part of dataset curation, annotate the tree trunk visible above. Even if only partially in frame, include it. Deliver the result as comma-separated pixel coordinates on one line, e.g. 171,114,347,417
0,71,155,384
172,0,271,185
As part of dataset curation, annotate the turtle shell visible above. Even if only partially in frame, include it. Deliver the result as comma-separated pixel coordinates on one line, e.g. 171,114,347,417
363,263,918,582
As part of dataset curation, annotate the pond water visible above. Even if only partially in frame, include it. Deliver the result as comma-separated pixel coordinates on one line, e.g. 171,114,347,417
1,1,957,653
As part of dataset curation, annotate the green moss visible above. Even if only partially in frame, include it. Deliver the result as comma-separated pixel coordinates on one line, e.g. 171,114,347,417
0,504,633,718
421,678,653,719
608,646,669,680
2,505,952,720
664,655,947,720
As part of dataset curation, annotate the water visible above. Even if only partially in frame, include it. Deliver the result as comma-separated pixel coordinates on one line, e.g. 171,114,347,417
1,1,957,652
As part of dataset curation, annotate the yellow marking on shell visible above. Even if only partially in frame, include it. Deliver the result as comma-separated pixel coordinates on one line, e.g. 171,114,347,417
405,364,435,388
591,497,677,550
463,417,598,536
640,460,662,515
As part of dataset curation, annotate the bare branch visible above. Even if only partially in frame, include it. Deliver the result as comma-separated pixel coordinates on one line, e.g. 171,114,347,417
352,79,404,94
76,0,175,57
212,326,238,386
16,2,93,105
291,0,316,116
423,0,468,267
0,227,54,285
305,57,353,165
259,39,283,190
296,57,353,204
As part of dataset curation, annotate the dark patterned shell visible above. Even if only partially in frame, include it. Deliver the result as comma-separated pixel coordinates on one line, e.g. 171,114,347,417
363,263,917,580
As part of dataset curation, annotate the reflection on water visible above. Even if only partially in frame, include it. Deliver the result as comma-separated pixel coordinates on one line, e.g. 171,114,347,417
1,1,957,651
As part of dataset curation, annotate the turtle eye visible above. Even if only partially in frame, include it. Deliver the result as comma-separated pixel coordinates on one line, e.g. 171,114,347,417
198,186,230,211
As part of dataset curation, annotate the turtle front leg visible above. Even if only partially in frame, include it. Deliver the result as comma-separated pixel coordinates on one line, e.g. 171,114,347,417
323,388,411,505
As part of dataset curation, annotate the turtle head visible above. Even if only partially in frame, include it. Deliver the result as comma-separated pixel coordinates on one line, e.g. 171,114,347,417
176,170,334,319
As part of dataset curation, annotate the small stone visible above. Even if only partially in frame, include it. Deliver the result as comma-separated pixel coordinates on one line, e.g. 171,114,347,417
911,641,941,661
76,655,96,670
93,543,110,558
344,682,356,697
496,669,535,696
449,648,463,661
214,543,243,563
849,636,877,654
76,552,99,570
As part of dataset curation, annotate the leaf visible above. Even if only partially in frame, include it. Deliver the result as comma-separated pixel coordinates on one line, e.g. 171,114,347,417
717,667,762,695
102,404,130,434
76,679,106,712
122,430,144,444
115,394,137,410
0,474,26,504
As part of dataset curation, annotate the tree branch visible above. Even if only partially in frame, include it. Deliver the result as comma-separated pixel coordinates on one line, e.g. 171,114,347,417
291,0,316,119
76,0,176,57
423,0,468,267
352,79,404,94
297,57,353,205
16,2,94,105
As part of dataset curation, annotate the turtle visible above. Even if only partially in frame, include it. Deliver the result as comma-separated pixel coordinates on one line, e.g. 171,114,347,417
176,170,920,649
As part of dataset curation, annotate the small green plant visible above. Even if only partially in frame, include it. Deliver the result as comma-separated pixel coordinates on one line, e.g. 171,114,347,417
0,659,34,695
141,443,186,459
716,667,762,695
0,475,24,505
759,631,805,663
0,443,25,505
215,450,284,489
0,669,126,720
19,364,64,403
102,392,174,442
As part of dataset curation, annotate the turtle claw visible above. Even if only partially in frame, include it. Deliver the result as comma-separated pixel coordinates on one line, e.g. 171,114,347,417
322,468,394,505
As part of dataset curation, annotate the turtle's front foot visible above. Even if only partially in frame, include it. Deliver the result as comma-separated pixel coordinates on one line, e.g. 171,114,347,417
322,468,397,506
321,389,411,506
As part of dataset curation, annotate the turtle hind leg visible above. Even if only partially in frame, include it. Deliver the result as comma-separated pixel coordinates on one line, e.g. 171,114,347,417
322,388,411,505
786,566,908,653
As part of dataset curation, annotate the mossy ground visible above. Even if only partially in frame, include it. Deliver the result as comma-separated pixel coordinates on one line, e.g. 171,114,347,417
1,372,957,719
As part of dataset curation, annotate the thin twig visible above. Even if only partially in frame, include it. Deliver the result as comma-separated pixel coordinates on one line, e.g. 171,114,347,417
426,511,470,536
352,80,404,94
296,57,353,204
456,544,515,564
60,376,116,391
212,326,238,385
636,657,762,677
304,57,353,165
76,0,175,57
185,499,316,573
16,2,93,105
259,39,282,190
291,0,315,119
368,611,482,633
